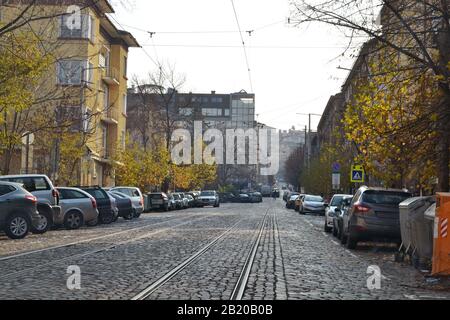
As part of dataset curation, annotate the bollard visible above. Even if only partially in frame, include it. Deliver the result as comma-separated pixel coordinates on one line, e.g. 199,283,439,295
432,193,450,276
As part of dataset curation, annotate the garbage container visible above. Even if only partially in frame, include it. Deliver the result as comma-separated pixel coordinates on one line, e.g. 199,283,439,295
398,197,435,265
143,194,151,213
410,198,435,269
432,193,450,276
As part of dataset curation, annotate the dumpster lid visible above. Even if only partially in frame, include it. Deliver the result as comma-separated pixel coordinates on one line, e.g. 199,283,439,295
424,203,436,221
399,196,434,209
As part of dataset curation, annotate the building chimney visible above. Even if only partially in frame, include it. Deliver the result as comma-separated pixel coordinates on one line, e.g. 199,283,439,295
211,90,216,94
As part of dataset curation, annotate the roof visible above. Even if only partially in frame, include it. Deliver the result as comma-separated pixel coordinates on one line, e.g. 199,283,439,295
101,15,141,48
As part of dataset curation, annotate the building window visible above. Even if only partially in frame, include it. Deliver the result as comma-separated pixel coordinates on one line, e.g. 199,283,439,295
224,109,230,116
102,125,107,149
179,108,193,116
60,14,94,39
123,94,127,115
202,108,222,117
103,84,109,111
121,130,126,149
57,60,92,85
123,56,127,77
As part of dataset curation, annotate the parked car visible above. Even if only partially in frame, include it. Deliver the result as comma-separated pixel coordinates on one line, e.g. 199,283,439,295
171,193,184,210
56,187,99,229
238,194,252,203
178,193,190,209
272,188,280,198
0,181,41,239
167,194,177,210
0,174,61,234
77,186,117,224
198,190,220,207
108,191,134,220
185,194,195,207
218,192,236,203
249,192,263,203
110,187,144,218
261,185,272,197
286,193,300,209
298,195,327,215
187,191,201,207
333,196,354,241
294,195,306,211
283,191,290,202
341,187,412,249
148,192,170,211
324,194,353,233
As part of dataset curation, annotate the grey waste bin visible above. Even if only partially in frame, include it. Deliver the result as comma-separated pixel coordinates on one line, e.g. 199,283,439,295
398,197,435,268
144,194,151,212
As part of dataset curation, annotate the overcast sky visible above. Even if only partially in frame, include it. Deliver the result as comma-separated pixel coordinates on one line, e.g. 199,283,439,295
111,0,367,130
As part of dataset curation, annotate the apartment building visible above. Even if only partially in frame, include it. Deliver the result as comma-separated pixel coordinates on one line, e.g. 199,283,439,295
0,0,139,186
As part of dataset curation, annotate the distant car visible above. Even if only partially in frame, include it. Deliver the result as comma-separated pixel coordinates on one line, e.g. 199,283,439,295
286,193,300,209
108,191,134,220
0,174,61,234
333,196,354,241
249,192,263,203
198,190,220,207
0,182,41,239
341,187,412,250
324,194,353,233
167,194,177,210
272,189,280,198
77,186,116,224
261,185,272,197
298,195,327,215
171,193,184,210
148,192,170,211
238,194,252,203
186,191,201,207
294,195,305,211
179,193,190,209
57,187,99,229
185,194,195,207
110,187,144,218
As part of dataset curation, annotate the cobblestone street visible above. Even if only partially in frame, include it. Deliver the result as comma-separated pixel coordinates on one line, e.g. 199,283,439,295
0,200,449,300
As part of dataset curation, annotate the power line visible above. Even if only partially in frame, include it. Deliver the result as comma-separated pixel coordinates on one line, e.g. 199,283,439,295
140,44,350,49
230,0,253,92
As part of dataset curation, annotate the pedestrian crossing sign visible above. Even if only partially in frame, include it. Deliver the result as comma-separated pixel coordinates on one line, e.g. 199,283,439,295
351,165,365,183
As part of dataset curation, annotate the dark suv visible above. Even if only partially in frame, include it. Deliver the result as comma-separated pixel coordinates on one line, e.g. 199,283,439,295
342,187,411,249
77,186,116,224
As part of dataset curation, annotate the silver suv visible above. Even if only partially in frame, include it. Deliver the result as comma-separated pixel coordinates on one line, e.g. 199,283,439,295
0,175,62,233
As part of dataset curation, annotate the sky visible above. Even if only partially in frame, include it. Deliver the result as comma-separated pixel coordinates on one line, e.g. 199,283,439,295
110,0,366,131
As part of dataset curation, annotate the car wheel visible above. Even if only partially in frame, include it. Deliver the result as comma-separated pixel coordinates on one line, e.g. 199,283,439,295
64,211,84,230
164,204,169,212
5,213,30,240
300,207,306,215
133,208,142,219
123,210,134,220
346,230,358,250
99,211,114,224
324,222,332,233
31,210,51,234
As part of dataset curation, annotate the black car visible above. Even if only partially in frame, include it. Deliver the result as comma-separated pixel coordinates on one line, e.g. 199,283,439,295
108,192,134,220
77,186,116,224
0,182,41,239
286,193,300,209
219,192,238,203
238,194,252,203
148,193,170,211
341,187,412,249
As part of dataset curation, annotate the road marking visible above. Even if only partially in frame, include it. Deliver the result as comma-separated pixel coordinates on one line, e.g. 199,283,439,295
345,249,358,258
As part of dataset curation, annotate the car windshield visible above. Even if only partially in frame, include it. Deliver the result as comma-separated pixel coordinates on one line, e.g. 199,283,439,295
305,196,323,202
331,196,345,206
362,191,411,205
84,189,107,199
201,191,215,196
290,195,298,200
150,194,163,199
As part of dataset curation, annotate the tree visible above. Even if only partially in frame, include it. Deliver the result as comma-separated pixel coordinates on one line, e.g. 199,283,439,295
284,146,304,189
291,0,450,191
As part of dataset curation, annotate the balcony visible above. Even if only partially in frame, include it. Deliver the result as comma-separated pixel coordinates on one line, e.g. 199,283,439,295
102,67,120,86
101,108,119,125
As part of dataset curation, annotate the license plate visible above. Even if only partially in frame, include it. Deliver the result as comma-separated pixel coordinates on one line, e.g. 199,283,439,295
153,200,163,204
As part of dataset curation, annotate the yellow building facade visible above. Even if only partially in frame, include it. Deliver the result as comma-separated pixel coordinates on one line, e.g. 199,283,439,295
0,0,139,186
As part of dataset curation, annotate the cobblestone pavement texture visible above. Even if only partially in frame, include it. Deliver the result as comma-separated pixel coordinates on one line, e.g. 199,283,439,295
0,200,449,300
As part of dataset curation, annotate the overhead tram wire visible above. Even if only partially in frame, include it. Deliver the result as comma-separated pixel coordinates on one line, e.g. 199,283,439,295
108,14,160,70
230,0,253,93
